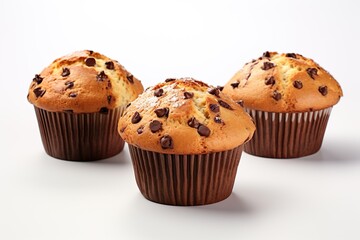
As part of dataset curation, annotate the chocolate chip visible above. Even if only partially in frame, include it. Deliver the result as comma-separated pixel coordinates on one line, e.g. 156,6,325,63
217,86,224,91
197,124,211,137
165,78,176,82
85,57,96,67
154,88,164,97
126,73,134,83
306,68,318,79
107,95,112,104
318,85,328,96
137,126,144,134
261,62,275,70
188,117,200,128
99,107,109,114
154,107,169,118
265,76,275,85
272,90,282,101
263,51,271,58
126,103,131,108
286,53,297,58
149,120,162,133
209,104,220,113
230,82,240,88
214,115,223,123
88,50,94,55
293,80,303,89
208,87,220,97
105,61,114,70
69,92,77,98
33,87,46,98
184,91,194,99
107,80,112,89
65,81,74,90
160,135,174,149
96,71,108,81
33,74,43,84
131,111,142,124
61,68,70,77
236,100,244,107
218,100,233,110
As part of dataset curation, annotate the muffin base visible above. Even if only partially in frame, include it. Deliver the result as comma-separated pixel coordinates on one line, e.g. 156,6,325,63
128,145,243,206
245,107,332,158
34,106,126,161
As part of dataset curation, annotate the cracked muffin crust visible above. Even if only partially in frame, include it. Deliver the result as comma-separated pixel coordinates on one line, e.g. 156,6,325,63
118,78,255,154
223,52,343,112
27,50,144,113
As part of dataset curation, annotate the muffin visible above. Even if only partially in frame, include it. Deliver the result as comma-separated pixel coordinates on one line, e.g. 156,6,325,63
118,78,255,205
223,51,343,158
27,50,143,161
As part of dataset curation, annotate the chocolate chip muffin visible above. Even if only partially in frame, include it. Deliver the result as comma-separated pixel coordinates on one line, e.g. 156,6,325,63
223,51,343,158
118,78,255,205
27,50,143,161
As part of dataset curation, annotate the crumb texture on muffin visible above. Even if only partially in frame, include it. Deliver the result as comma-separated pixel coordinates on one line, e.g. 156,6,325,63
223,52,343,112
27,50,144,113
118,78,256,154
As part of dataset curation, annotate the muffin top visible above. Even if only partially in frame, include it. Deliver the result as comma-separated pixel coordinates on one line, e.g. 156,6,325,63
118,78,255,154
223,52,343,112
27,50,144,113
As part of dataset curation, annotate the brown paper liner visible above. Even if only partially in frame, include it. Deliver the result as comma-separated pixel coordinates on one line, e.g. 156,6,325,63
244,107,332,158
128,145,243,206
34,106,126,161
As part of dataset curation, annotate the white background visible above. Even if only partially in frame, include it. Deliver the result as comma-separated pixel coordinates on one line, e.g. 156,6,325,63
1,0,360,239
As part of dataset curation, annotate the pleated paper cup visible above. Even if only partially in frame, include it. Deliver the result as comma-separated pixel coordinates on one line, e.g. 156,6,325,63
34,106,126,161
128,145,243,206
244,107,332,158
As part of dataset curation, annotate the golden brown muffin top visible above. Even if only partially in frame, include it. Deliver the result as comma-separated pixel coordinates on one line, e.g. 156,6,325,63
118,78,255,154
223,52,343,112
27,50,143,113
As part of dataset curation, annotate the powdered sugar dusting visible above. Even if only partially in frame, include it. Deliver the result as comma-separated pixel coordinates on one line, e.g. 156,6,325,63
169,95,179,102
167,91,186,108
133,94,158,110
173,101,185,108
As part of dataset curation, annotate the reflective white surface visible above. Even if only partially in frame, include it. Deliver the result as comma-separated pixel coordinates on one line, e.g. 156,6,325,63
1,0,359,239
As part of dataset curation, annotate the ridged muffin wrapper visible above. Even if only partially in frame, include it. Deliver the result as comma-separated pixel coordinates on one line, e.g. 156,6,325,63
128,145,243,206
244,107,332,158
34,106,126,161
